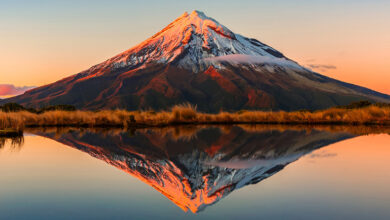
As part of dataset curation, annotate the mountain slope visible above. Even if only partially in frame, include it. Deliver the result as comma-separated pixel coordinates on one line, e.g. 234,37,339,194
4,10,390,111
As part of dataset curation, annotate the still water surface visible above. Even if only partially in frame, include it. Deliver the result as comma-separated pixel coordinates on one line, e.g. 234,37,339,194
0,126,389,220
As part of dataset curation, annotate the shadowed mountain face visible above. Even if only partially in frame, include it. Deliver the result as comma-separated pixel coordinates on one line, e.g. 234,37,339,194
34,126,354,213
3,11,389,111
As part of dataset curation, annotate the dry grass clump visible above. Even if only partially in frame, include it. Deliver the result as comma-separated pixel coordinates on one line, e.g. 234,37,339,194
171,103,198,122
0,111,26,131
0,104,390,131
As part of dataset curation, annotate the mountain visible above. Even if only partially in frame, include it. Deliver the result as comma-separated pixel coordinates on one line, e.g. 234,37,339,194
34,126,354,212
4,10,390,111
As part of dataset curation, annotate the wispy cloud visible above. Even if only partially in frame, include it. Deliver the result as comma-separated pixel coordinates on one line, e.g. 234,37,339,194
204,54,302,69
308,150,338,158
0,84,35,98
306,64,337,72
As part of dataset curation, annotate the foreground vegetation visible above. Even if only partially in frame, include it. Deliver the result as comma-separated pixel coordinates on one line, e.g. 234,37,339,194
0,129,23,137
0,101,390,132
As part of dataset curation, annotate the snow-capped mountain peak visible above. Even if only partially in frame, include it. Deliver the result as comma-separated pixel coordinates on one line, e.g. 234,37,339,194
153,10,235,38
6,10,389,111
86,10,289,74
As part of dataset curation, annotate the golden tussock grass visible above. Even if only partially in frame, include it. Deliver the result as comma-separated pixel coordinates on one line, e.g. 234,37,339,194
1,104,390,131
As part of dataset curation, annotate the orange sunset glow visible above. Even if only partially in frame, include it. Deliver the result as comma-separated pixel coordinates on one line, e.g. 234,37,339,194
1,1,389,96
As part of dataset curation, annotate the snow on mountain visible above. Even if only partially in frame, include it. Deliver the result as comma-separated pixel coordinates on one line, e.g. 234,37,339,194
81,10,297,77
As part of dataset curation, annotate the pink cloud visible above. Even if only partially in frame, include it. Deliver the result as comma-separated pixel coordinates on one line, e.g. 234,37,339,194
0,84,35,97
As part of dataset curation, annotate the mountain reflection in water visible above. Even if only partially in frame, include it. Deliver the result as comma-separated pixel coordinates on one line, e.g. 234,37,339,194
28,125,365,213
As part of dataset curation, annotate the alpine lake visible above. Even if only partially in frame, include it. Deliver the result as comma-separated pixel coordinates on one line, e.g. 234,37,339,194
1,125,389,220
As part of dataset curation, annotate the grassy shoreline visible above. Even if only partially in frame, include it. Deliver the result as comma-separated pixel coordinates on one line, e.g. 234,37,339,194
0,129,23,137
24,124,390,137
1,103,390,131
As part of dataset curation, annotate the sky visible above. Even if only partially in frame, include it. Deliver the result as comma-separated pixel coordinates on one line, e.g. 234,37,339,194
1,0,389,96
